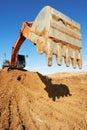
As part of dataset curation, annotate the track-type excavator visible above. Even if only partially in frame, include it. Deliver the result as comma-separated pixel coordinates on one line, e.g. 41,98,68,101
3,6,82,69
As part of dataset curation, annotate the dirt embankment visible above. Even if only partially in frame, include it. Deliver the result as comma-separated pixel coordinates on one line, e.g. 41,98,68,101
0,69,87,130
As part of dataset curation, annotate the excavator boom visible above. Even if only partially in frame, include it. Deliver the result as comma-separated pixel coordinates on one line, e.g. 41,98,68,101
10,6,82,69
10,22,33,67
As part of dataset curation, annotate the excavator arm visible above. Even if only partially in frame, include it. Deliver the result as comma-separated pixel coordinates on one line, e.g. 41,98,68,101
10,22,33,67
9,6,82,69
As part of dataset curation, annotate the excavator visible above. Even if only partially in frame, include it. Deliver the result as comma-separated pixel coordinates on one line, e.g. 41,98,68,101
2,6,82,69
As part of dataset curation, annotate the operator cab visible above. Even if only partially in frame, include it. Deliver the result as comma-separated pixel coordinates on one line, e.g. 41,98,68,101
17,54,26,69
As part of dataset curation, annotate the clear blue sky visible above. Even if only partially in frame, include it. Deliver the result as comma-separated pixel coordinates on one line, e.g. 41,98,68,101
0,0,87,74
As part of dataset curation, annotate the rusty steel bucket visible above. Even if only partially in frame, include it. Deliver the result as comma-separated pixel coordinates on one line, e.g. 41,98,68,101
29,6,82,69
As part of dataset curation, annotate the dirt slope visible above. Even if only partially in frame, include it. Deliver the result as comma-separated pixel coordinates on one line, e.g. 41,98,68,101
0,69,87,130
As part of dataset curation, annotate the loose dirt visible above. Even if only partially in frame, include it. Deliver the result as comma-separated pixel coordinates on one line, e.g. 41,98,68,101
0,69,87,130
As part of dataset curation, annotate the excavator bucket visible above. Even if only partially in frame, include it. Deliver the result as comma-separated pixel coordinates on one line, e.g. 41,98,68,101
29,6,82,69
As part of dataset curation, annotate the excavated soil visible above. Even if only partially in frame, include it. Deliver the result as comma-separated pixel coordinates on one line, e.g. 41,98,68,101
0,69,87,130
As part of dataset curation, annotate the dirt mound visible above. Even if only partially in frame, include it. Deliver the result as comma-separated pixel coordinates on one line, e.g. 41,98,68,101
0,69,87,130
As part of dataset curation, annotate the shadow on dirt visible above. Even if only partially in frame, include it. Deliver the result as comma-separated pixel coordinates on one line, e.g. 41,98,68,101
37,72,72,101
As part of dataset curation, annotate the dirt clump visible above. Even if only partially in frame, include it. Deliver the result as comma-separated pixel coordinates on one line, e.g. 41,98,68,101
0,69,87,130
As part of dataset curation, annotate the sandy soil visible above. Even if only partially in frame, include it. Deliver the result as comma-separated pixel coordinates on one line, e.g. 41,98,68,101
0,69,87,130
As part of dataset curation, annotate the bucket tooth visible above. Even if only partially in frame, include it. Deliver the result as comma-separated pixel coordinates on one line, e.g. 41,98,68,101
77,59,82,69
57,56,62,66
71,58,76,68
64,48,70,67
46,54,52,66
70,49,76,68
46,51,52,66
56,45,62,66
76,50,82,69
36,39,45,54
34,36,45,54
45,42,53,66
64,57,70,67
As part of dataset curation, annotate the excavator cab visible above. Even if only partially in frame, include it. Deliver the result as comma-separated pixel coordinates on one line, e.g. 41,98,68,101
17,54,26,69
